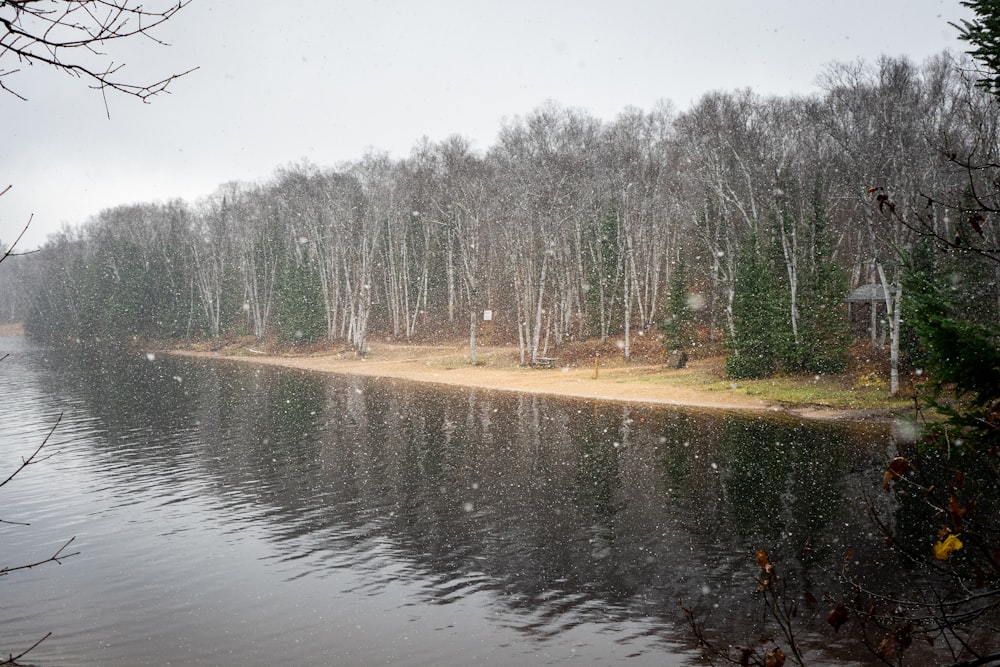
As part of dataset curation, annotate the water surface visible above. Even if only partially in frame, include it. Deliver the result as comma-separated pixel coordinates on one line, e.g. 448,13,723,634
0,337,893,666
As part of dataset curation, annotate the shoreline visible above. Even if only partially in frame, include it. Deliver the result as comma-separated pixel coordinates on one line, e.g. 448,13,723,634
168,343,893,423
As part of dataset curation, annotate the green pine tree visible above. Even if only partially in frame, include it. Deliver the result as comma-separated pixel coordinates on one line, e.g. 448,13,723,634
904,253,1000,420
726,234,781,379
793,204,851,374
583,209,623,340
659,258,696,352
955,0,1000,97
908,0,1000,430
275,251,326,345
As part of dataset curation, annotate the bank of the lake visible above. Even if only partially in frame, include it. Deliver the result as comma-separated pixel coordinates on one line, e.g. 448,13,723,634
0,322,24,336
167,341,905,422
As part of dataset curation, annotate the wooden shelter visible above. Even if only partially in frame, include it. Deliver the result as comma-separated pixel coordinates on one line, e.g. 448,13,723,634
847,283,887,349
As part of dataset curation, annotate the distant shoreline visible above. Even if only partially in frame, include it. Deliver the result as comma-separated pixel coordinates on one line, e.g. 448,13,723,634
168,343,894,424
0,323,24,336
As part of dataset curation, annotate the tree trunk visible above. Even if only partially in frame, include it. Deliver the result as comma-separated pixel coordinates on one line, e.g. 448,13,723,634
877,263,901,396
469,309,478,365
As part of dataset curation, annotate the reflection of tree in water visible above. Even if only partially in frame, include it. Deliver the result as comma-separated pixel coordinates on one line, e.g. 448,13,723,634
720,417,851,561
35,350,892,660
39,345,198,433
261,373,327,453
32,345,212,489
656,412,698,492
574,404,623,519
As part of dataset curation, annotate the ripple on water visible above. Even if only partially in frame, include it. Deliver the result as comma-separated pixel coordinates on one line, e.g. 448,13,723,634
0,340,891,666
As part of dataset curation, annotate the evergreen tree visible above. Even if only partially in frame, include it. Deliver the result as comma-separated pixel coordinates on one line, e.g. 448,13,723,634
911,0,1000,428
659,258,696,352
726,234,781,379
904,245,1000,427
583,209,623,340
790,204,851,374
275,250,326,345
955,0,1000,97
898,238,937,369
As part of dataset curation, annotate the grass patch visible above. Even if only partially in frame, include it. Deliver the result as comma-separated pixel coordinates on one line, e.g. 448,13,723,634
632,369,911,411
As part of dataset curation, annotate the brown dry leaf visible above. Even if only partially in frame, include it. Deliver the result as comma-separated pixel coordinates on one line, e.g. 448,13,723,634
898,624,914,652
949,496,967,529
756,549,777,584
878,624,915,658
827,604,849,632
882,456,910,491
877,633,898,659
969,213,985,237
765,648,786,667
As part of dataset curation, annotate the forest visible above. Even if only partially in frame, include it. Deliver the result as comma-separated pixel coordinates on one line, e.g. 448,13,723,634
2,52,998,395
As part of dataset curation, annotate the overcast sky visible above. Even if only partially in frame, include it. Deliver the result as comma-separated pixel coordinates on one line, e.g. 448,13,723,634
1,0,974,249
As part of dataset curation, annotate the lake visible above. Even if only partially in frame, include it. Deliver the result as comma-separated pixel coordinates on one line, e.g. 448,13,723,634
0,336,896,666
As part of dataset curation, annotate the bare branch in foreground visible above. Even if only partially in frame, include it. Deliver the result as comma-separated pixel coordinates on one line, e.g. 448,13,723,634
0,536,78,577
0,0,198,105
0,412,62,490
0,631,52,666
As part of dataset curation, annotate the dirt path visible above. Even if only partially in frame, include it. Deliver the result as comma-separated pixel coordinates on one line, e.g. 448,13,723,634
170,342,877,422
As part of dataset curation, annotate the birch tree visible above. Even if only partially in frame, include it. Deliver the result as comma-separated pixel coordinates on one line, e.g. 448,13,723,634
491,107,573,364
430,136,496,363
342,153,391,355
190,183,246,338
231,185,284,339
599,104,678,356
674,90,771,343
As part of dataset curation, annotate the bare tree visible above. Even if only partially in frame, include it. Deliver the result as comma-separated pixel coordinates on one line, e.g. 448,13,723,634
599,105,679,351
674,90,770,344
0,0,195,107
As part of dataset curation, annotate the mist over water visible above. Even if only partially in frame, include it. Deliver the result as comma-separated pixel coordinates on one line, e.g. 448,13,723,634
0,336,892,666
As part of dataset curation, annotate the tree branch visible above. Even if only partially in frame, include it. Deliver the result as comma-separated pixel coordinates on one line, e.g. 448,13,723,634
0,631,52,667
0,0,197,104
0,536,78,576
0,412,61,489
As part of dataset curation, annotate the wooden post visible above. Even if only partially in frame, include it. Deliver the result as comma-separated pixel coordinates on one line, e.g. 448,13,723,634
594,353,599,379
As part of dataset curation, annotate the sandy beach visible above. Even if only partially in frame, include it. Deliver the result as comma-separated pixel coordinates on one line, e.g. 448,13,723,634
171,342,880,422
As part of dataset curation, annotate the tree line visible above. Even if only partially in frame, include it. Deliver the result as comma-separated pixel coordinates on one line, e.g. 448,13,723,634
5,51,999,390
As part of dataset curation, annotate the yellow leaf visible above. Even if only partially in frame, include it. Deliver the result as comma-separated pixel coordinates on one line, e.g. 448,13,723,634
933,533,964,561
